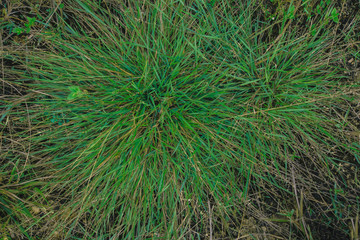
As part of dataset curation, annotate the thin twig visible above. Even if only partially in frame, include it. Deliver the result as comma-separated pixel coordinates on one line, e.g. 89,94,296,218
208,200,213,240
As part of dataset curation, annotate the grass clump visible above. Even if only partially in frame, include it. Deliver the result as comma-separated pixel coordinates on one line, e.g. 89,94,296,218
1,0,360,239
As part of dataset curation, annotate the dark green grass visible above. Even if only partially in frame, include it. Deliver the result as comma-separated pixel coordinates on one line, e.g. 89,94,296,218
1,0,360,239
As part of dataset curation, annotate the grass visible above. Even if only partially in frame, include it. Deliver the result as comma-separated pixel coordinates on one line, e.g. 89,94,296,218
1,0,360,239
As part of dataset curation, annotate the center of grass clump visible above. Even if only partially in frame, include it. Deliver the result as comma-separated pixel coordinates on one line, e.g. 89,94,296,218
141,84,165,109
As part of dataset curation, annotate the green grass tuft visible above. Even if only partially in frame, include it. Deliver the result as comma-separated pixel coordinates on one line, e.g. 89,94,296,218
1,0,360,239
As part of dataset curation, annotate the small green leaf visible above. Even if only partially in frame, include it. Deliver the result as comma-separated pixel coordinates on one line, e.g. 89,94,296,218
287,4,295,20
311,29,317,37
26,17,36,26
331,9,339,23
67,86,86,100
320,0,325,8
12,27,24,35
317,5,321,14
67,93,77,100
68,86,81,93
